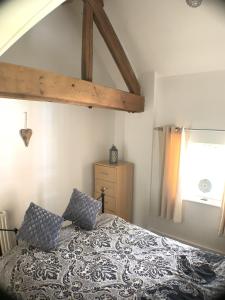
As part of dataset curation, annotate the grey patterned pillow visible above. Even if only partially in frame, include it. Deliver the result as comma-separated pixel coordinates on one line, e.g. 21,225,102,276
62,189,102,230
17,202,64,251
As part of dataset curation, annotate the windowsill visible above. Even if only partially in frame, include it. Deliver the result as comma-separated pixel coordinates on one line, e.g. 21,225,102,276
183,197,221,208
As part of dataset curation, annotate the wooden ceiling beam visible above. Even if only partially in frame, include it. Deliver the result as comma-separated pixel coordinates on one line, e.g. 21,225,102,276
0,62,144,112
81,0,104,81
85,0,141,95
82,1,93,81
98,0,104,7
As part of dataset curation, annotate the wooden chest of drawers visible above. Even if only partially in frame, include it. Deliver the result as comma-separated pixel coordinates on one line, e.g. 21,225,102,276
94,161,133,222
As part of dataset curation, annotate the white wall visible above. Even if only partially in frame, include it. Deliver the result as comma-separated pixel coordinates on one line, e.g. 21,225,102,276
114,72,156,227
0,2,115,229
0,100,114,228
114,70,225,254
150,71,225,254
124,72,156,226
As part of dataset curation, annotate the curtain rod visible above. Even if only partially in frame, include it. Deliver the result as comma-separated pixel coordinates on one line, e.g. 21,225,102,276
154,127,225,132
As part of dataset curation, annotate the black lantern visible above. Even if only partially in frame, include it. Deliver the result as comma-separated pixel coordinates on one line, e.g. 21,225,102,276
109,145,118,164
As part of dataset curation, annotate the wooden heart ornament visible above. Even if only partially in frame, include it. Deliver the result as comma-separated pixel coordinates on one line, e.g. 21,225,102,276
20,129,32,147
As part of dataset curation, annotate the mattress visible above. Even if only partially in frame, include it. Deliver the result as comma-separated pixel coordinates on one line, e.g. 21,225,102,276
0,213,225,299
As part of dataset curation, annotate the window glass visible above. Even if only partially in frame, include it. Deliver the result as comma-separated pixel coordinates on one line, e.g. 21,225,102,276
181,132,225,206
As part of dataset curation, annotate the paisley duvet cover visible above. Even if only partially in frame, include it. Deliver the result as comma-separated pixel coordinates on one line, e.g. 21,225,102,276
0,214,225,299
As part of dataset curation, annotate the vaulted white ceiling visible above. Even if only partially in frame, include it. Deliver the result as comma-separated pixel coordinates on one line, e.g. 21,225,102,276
101,0,225,77
1,0,225,89
0,0,65,56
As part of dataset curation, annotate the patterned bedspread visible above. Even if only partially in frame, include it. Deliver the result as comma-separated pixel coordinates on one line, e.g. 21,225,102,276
0,214,225,300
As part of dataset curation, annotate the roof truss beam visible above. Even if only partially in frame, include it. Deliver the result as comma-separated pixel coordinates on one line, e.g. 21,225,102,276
82,0,141,95
0,62,144,112
82,1,93,81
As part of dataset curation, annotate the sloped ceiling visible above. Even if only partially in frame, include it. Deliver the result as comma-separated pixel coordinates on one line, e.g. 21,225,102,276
1,0,225,92
0,0,116,95
100,0,225,77
0,0,66,56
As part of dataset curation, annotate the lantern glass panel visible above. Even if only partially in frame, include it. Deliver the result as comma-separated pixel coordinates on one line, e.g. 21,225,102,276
109,145,118,164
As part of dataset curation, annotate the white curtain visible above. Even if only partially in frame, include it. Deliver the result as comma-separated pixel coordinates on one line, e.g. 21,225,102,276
219,189,225,236
160,125,186,223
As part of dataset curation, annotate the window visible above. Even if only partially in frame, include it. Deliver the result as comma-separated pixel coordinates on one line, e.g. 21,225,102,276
181,135,225,207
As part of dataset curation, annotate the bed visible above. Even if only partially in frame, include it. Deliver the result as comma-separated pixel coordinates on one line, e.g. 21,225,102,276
0,213,225,300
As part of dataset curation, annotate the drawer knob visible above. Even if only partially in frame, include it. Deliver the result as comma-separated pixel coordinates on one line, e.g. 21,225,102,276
101,187,107,192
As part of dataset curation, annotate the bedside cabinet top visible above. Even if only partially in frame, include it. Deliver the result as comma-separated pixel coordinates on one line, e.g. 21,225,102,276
95,161,133,167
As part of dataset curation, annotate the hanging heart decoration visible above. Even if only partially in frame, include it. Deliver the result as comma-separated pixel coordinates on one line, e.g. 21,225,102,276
20,128,32,147
19,112,33,147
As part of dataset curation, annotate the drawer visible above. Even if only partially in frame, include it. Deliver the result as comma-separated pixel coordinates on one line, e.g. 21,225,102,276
104,195,116,212
95,179,116,197
95,165,116,182
95,193,116,212
104,209,116,215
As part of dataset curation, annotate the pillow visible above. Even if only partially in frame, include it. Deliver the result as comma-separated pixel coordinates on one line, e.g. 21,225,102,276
62,189,102,230
17,202,64,251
